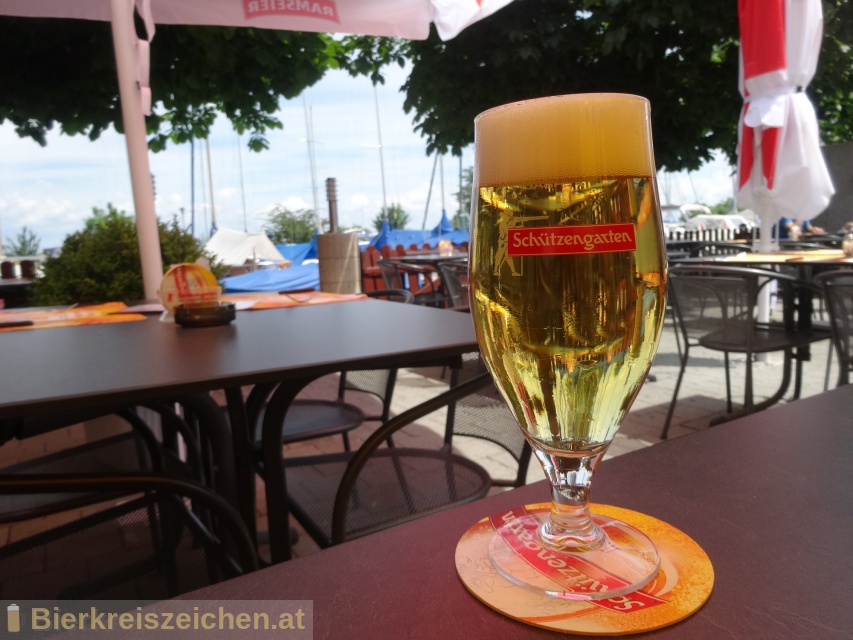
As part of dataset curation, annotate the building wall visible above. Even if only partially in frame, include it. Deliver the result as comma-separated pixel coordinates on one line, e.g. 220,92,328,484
814,141,853,233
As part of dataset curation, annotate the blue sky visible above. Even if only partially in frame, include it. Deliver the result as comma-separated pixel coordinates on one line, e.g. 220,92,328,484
0,62,736,251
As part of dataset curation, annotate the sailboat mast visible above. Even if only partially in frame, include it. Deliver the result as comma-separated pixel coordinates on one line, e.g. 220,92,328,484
374,85,388,215
303,94,321,232
205,137,217,236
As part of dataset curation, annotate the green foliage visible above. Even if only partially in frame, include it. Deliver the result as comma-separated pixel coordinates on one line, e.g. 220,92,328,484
0,19,348,151
262,207,319,244
32,206,217,305
4,226,41,256
373,203,410,231
709,198,735,215
4,3,851,172
375,0,851,172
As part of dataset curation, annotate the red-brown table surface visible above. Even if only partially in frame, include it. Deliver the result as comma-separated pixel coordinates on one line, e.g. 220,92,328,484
181,384,853,639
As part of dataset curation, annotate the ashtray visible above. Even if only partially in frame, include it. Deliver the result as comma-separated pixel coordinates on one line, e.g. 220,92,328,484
174,302,236,328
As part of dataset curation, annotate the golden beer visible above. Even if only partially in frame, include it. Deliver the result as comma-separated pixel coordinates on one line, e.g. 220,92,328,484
470,95,667,452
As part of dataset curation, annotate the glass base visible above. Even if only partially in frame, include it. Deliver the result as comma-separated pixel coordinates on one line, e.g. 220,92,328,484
488,509,660,601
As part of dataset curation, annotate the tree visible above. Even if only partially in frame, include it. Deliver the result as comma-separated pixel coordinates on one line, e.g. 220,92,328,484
0,19,349,151
262,207,320,244
709,198,736,216
373,203,410,231
33,205,220,305
349,0,853,173
4,226,41,256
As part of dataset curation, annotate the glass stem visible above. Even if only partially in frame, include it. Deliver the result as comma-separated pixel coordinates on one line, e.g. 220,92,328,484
534,445,608,553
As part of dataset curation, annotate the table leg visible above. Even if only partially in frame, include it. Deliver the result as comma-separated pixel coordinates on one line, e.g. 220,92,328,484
261,377,315,564
224,386,258,542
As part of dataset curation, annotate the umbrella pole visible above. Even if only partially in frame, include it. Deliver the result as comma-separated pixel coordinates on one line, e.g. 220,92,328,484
749,134,775,365
110,0,163,301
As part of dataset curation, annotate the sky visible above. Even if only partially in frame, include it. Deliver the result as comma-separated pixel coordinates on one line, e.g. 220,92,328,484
0,62,738,252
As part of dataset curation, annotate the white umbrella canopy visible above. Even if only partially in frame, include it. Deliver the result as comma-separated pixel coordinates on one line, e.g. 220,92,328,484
0,0,515,298
735,0,835,252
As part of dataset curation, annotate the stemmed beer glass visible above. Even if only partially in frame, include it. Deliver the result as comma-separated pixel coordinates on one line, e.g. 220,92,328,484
469,94,667,600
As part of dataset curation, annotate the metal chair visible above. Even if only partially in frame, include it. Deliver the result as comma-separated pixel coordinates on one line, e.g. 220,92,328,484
0,400,256,600
244,290,414,455
437,260,470,310
814,270,853,387
377,259,449,307
284,373,498,547
662,265,830,439
0,473,257,600
449,352,532,488
688,241,753,257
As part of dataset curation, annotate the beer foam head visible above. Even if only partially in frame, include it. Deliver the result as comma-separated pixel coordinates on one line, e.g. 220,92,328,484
474,94,656,186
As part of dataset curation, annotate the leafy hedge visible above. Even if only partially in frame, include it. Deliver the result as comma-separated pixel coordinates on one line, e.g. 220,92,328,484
33,206,222,305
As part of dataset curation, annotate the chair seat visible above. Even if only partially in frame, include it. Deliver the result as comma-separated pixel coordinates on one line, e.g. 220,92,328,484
280,400,366,445
286,448,491,547
700,326,831,353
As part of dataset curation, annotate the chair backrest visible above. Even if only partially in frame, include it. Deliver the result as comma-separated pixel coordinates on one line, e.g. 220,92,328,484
438,260,470,309
377,259,405,290
668,270,755,347
689,242,753,257
778,240,828,251
335,290,412,422
668,265,806,350
363,288,414,304
0,474,257,600
815,269,853,386
447,353,532,487
338,368,398,423
329,372,497,543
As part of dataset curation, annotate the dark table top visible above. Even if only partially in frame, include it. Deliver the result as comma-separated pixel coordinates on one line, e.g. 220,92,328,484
185,384,853,639
0,299,478,420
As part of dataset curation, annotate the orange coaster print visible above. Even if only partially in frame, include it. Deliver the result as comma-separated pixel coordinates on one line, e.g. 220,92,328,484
455,503,713,636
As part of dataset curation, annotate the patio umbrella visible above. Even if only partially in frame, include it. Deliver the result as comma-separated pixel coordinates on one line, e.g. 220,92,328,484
735,0,834,253
0,0,515,299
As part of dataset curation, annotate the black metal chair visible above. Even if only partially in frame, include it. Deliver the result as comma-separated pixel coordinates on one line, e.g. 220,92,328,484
0,398,256,600
249,288,413,453
437,260,470,310
377,259,449,307
814,270,853,387
336,289,413,426
449,352,532,488
688,241,753,257
662,265,830,439
0,473,257,600
284,373,500,548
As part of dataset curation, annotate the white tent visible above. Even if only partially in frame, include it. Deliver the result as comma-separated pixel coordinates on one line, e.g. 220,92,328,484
0,0,516,299
204,228,286,268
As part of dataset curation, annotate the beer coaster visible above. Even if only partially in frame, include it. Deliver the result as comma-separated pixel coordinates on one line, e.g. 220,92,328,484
455,503,713,636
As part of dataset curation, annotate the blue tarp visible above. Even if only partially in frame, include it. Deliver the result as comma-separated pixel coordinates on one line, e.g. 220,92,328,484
372,228,469,250
431,210,454,236
367,217,469,252
276,234,318,265
220,263,320,293
368,222,392,250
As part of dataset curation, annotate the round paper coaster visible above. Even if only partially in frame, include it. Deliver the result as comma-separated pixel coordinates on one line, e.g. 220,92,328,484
455,503,713,636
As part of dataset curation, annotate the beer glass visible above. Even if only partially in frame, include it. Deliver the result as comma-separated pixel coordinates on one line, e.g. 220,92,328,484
470,94,667,599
